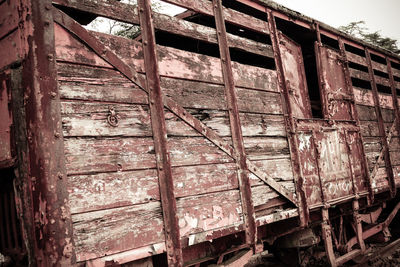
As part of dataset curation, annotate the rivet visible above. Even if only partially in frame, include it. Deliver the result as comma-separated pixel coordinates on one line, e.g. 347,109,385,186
50,92,57,98
58,173,63,180
47,54,53,60
140,8,144,12
143,41,148,46
54,132,60,138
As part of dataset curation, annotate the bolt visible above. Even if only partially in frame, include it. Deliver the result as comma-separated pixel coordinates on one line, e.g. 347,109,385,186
50,92,57,99
143,41,148,46
58,173,63,180
54,132,60,138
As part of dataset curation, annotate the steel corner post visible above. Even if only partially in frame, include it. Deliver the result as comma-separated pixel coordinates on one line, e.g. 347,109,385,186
19,0,76,265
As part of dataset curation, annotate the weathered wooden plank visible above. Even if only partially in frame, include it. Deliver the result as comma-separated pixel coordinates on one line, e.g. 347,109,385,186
64,137,156,175
372,60,388,74
57,64,148,104
61,102,154,137
251,185,279,207
353,87,394,109
349,68,391,87
176,190,243,237
345,51,367,66
392,67,400,78
161,0,270,35
161,77,282,114
382,108,395,123
356,104,377,121
64,136,234,175
243,137,290,160
68,162,241,214
168,137,234,167
0,1,19,40
389,137,400,152
362,137,382,153
68,169,159,214
72,201,165,262
172,163,238,198
359,121,381,137
249,158,294,186
0,29,22,69
389,151,400,166
54,25,278,91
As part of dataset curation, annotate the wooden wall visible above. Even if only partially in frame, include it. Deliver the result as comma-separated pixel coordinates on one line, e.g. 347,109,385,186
54,15,295,261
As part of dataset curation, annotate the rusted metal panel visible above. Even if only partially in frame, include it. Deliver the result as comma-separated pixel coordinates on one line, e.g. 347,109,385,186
212,0,256,246
0,73,13,166
317,45,353,120
277,32,312,119
267,8,307,225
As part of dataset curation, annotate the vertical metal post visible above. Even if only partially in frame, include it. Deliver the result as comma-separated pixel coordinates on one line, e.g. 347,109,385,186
365,49,396,197
137,0,183,266
352,199,366,252
338,38,374,203
18,0,75,265
267,9,309,227
321,208,337,267
387,57,400,194
212,0,256,246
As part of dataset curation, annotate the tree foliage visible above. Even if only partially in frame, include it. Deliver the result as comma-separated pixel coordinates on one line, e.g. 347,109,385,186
338,21,400,54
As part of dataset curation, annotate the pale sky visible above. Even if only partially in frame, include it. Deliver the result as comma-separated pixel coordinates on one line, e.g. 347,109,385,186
272,0,400,43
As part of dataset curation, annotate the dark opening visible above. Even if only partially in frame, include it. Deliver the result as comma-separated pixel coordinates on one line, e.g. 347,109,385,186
374,69,389,79
377,84,392,94
321,34,340,50
222,0,268,20
396,89,400,96
275,17,323,118
351,77,372,90
155,31,221,58
391,61,400,70
370,53,386,64
0,168,26,265
168,12,275,69
394,76,400,82
344,44,365,57
348,62,369,73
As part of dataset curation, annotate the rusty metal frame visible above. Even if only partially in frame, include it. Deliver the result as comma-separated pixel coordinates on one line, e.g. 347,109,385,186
338,38,374,203
16,0,75,265
212,0,256,247
266,8,308,226
52,7,297,206
365,49,396,197
137,0,183,265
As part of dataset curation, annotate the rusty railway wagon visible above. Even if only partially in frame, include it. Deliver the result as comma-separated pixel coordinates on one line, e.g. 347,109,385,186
1,0,400,266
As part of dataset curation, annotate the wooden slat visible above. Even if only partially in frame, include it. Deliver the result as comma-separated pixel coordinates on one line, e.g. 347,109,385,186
345,51,367,66
161,77,281,113
349,68,391,87
72,201,165,262
243,137,289,160
176,190,243,237
54,25,278,91
392,67,400,78
356,104,377,121
161,0,270,35
0,1,19,39
52,0,274,59
372,60,388,74
353,87,394,109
